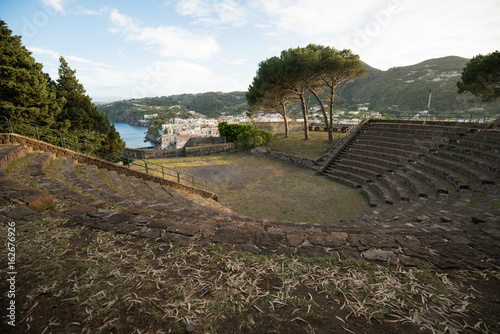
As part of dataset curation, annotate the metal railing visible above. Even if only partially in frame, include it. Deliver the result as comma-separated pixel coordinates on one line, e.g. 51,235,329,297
381,112,487,123
0,116,209,191
316,113,370,165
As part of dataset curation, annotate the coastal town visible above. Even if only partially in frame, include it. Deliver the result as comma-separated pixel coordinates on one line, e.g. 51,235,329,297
143,106,380,150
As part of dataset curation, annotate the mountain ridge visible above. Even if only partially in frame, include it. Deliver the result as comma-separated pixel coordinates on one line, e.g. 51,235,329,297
98,56,499,121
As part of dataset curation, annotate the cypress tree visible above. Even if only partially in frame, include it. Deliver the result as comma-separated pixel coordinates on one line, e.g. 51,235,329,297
55,56,125,152
0,20,64,127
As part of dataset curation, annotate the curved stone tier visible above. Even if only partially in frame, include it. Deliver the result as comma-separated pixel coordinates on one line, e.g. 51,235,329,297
0,120,499,269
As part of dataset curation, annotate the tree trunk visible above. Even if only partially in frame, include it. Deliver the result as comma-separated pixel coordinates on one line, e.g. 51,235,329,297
310,88,329,132
281,103,290,138
328,92,335,143
283,116,289,138
299,94,309,140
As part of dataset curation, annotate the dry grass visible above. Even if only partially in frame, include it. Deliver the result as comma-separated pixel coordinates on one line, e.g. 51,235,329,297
144,152,370,223
263,131,345,159
1,216,497,333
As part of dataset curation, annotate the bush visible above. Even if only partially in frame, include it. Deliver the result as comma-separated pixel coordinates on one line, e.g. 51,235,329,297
218,121,253,143
236,128,273,149
218,121,273,149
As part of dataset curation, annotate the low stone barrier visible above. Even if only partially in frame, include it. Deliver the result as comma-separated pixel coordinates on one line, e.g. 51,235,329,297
250,147,317,169
0,133,217,200
185,143,234,157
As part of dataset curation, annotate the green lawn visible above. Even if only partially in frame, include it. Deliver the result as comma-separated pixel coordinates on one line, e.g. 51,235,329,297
263,130,345,159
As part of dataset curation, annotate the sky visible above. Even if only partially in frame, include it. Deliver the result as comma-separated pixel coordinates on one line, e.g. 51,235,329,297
1,0,499,102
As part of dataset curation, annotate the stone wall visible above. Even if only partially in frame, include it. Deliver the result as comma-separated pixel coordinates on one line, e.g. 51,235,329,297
123,147,180,159
185,136,226,147
185,143,234,157
253,121,304,135
250,147,317,169
0,133,217,200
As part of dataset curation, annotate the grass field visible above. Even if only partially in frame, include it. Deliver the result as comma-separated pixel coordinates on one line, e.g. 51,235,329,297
143,152,369,223
139,130,359,223
263,130,345,159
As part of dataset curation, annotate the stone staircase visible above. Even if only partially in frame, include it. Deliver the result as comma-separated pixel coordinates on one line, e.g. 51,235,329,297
1,122,499,269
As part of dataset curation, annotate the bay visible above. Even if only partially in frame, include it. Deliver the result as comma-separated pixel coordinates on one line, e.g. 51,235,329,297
112,123,155,148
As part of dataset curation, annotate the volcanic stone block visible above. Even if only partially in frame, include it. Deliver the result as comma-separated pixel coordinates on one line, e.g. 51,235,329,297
308,231,348,248
255,228,284,248
362,249,398,263
212,226,254,244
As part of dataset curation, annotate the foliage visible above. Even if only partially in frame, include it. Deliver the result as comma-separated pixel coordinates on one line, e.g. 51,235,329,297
457,51,500,103
99,91,248,123
217,121,252,143
338,56,500,115
0,20,124,155
236,128,273,149
0,20,65,127
145,125,162,146
217,121,272,148
248,44,367,141
247,57,294,137
54,57,125,153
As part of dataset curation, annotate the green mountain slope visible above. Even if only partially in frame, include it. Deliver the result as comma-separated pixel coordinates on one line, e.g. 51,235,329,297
99,56,499,121
98,92,248,123
338,56,497,115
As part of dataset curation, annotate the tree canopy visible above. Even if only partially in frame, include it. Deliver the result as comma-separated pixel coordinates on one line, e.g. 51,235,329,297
247,56,294,137
54,56,124,152
0,20,64,127
0,20,124,153
247,44,367,141
457,51,500,103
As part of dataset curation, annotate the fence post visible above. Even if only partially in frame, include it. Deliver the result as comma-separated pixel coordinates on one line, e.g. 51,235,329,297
177,171,181,184
60,133,65,148
35,126,40,141
145,161,149,174
162,166,165,179
192,175,195,187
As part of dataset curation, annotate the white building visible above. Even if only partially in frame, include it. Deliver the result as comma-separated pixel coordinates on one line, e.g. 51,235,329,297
161,117,220,149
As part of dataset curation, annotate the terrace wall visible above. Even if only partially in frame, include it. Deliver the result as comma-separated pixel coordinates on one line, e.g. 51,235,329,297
0,133,217,200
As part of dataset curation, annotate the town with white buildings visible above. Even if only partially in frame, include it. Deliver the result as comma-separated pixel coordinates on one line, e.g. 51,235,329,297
156,107,377,149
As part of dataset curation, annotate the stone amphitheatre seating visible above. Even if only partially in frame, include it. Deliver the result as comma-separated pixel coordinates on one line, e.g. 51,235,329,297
0,119,499,270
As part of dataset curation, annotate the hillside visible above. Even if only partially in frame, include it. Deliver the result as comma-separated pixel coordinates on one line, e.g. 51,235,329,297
98,91,248,123
338,56,483,113
98,56,499,122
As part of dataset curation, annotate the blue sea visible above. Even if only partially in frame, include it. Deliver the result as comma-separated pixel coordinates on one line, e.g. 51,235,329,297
112,123,154,148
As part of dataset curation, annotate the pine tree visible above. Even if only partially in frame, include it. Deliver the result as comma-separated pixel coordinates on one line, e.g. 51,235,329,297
55,57,125,153
0,20,64,127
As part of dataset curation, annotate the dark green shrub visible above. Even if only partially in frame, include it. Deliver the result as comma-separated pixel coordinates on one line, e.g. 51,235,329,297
218,121,253,143
218,121,273,149
236,128,273,149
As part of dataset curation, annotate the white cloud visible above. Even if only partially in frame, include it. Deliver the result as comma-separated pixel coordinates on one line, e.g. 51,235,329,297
109,9,220,60
351,0,500,69
27,46,60,59
42,0,65,13
254,0,385,37
175,0,247,27
65,55,112,67
228,58,247,65
120,60,240,98
28,47,113,68
76,7,109,16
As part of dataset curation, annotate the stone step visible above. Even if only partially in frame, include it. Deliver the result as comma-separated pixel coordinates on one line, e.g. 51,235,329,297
28,152,99,206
